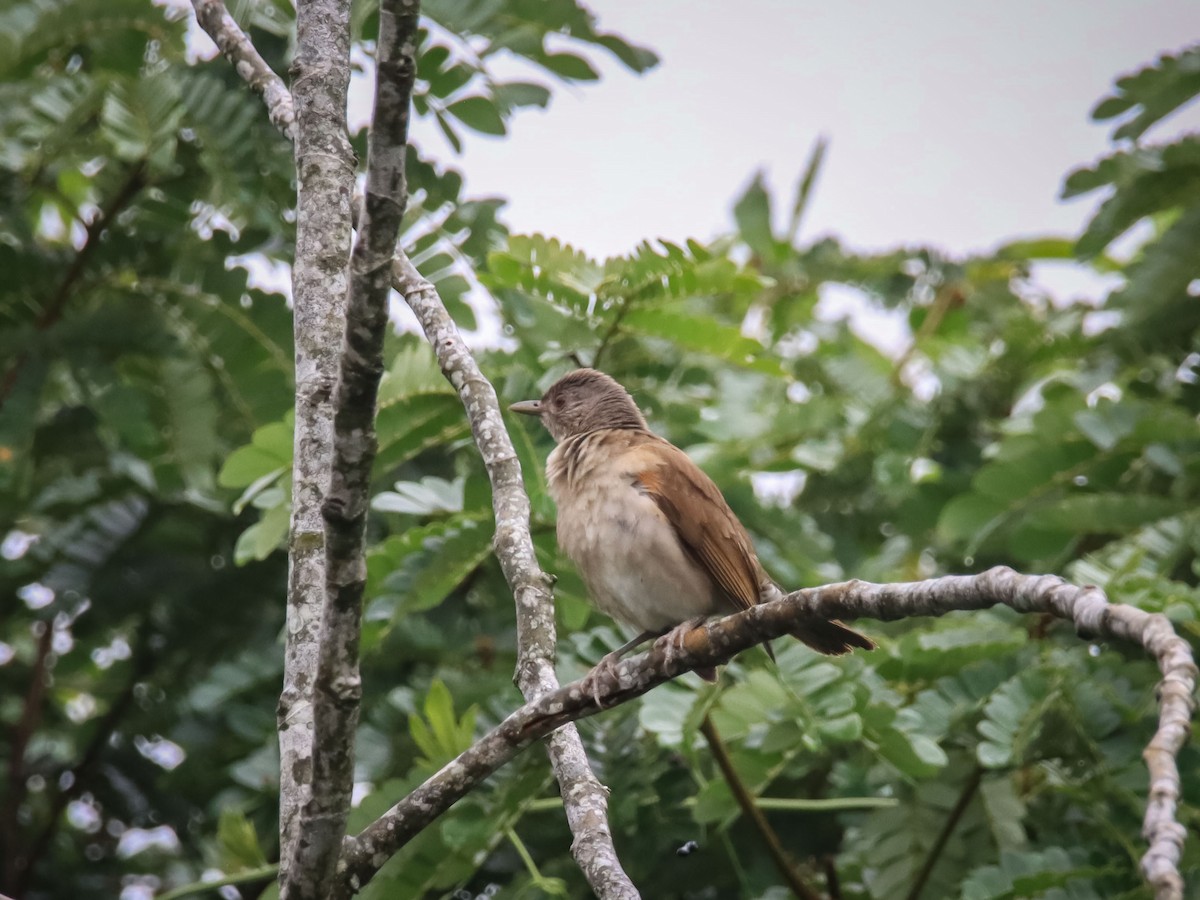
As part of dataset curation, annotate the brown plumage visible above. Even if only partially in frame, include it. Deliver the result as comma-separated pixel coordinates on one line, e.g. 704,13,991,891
510,368,873,681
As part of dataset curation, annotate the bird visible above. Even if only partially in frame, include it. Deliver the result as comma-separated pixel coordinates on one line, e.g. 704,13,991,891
509,368,873,687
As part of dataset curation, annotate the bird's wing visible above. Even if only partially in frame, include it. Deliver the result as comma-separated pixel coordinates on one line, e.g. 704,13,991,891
625,436,761,612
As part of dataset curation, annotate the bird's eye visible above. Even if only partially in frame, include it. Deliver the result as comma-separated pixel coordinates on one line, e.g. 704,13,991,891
550,395,565,410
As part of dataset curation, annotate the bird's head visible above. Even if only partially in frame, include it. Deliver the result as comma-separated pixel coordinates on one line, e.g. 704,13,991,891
510,368,647,441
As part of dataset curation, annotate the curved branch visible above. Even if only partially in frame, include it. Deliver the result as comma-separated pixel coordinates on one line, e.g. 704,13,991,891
393,253,638,898
340,567,1196,899
189,0,296,140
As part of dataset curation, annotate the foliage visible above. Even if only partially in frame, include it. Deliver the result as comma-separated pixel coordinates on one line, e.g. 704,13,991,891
0,3,1197,899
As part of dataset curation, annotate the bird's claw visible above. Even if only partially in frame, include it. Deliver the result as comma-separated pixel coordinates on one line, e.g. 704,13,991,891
580,650,623,708
656,616,709,663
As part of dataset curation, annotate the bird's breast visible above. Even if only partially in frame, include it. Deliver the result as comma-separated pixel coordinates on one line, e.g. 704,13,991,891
546,432,722,632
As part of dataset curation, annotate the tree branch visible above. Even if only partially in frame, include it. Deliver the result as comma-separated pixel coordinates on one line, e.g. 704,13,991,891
391,254,639,898
183,0,322,875
17,634,154,896
0,160,147,410
699,714,821,900
1,623,53,893
187,5,635,894
903,766,983,900
189,0,296,140
339,567,1195,899
275,0,355,888
288,2,420,897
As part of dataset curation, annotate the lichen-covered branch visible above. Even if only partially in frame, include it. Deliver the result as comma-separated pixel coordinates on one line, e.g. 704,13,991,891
275,0,355,891
185,4,633,892
289,2,420,898
341,567,1195,899
391,255,638,898
189,0,296,140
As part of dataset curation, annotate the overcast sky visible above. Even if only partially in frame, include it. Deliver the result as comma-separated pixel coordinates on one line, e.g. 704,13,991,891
404,1,1197,265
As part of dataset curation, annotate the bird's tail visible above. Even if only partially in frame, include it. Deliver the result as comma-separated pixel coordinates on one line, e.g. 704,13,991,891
790,619,875,655
759,580,876,656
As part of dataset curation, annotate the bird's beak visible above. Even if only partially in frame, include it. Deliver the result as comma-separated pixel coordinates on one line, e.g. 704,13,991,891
508,399,542,416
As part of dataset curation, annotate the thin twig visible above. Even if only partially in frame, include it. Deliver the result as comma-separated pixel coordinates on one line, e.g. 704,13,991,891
17,638,153,896
1,624,53,892
0,161,147,410
189,0,296,140
699,714,821,900
889,281,963,388
822,855,842,900
157,864,279,900
903,766,983,900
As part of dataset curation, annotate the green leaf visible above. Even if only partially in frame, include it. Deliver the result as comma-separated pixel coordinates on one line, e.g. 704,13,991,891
1110,205,1200,335
427,62,476,99
691,778,738,824
993,235,1079,261
817,712,863,743
878,620,1027,681
1069,138,1200,257
367,514,493,620
434,110,462,152
233,501,290,564
375,394,469,470
409,679,478,771
977,670,1054,769
217,808,268,869
379,341,453,402
493,81,551,111
219,417,294,488
638,683,699,748
1091,45,1200,140
446,95,506,135
622,306,783,374
536,51,599,81
372,476,464,516
733,171,774,257
787,136,827,243
937,494,1006,543
100,73,184,165
962,848,1100,900
162,356,220,492
874,726,948,778
1035,493,1188,533
980,774,1027,852
1073,405,1140,451
595,34,659,72
973,440,1094,500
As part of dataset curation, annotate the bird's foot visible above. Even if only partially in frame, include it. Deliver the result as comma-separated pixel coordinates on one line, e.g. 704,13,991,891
580,649,625,709
657,616,710,670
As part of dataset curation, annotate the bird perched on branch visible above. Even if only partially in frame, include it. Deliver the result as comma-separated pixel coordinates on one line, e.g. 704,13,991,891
510,368,873,685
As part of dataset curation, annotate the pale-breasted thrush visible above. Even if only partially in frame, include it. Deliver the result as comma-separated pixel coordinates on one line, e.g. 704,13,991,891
511,368,874,682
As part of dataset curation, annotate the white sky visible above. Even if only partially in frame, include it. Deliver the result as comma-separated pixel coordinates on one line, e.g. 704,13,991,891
405,0,1198,263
